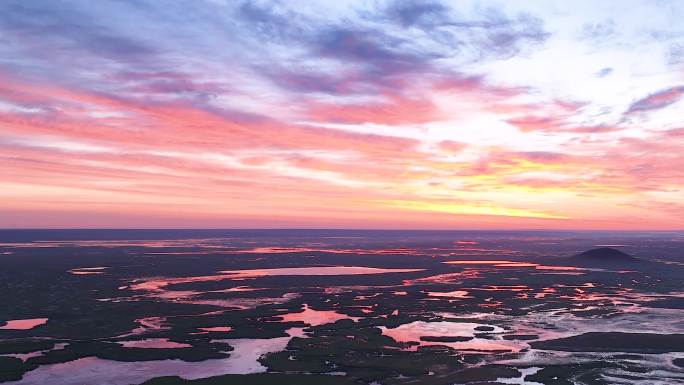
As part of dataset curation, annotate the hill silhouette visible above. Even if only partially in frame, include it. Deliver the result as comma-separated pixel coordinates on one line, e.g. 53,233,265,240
574,247,636,262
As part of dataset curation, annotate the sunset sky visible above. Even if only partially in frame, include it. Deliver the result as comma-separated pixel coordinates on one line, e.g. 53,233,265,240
1,0,683,229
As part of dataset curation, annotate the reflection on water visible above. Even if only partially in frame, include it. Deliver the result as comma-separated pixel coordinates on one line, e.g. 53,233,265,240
404,269,481,285
3,230,684,384
114,317,167,338
278,304,359,326
130,266,422,292
444,260,583,271
1,343,67,362
427,290,471,298
118,339,192,349
456,241,479,245
444,260,514,264
212,327,306,374
0,318,48,330
15,328,307,385
470,285,532,292
219,266,424,278
198,326,232,332
125,266,422,311
179,293,301,310
68,267,108,275
380,321,521,352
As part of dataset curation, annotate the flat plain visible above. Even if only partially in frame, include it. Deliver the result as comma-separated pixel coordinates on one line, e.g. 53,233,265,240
1,230,683,385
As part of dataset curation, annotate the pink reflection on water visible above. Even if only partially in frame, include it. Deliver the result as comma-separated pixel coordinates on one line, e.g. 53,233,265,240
354,293,380,301
405,270,481,285
353,306,374,314
324,285,397,294
114,317,168,338
2,239,240,249
444,260,514,265
68,267,108,275
239,246,425,256
132,266,423,292
4,351,45,361
455,241,479,245
127,266,419,311
220,266,423,278
118,338,192,349
495,263,539,267
427,290,471,299
447,248,523,256
143,251,228,255
2,343,67,362
479,298,504,308
17,328,306,385
220,266,424,279
213,286,258,293
0,318,48,330
137,317,165,330
199,326,233,332
444,260,583,271
380,321,521,353
534,265,584,271
182,293,300,310
241,247,320,253
534,287,557,299
279,304,360,326
476,285,532,292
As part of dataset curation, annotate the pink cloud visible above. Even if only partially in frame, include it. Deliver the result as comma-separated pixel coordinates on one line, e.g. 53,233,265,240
627,86,684,113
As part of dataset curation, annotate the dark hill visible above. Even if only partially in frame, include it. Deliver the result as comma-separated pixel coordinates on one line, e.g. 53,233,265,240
574,247,636,262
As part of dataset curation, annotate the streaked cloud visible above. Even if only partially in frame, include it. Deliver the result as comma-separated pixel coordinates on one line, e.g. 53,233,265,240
379,199,570,219
1,0,683,229
627,86,684,114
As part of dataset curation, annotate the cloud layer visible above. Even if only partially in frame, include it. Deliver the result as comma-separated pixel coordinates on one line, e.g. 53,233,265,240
1,0,684,229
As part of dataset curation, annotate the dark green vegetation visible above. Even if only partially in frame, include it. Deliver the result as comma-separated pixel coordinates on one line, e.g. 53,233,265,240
674,358,684,368
27,341,232,366
530,332,684,353
0,340,54,355
420,335,473,342
140,373,359,385
1,230,683,384
0,358,30,382
525,362,623,385
138,367,526,385
501,334,538,341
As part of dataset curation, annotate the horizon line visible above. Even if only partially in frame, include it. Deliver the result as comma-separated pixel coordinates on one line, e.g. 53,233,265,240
1,228,682,233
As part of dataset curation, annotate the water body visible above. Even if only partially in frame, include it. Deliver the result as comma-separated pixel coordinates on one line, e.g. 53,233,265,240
0,319,48,330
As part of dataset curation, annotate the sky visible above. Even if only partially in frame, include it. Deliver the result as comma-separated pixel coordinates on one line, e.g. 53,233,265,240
1,0,683,230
